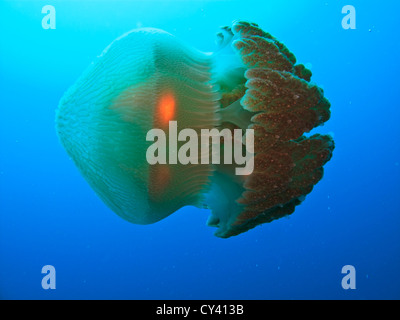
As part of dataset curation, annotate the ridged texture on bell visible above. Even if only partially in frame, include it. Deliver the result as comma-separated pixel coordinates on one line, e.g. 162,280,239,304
56,28,220,225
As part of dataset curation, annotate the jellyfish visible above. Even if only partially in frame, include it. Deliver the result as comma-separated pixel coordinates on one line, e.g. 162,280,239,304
56,21,334,238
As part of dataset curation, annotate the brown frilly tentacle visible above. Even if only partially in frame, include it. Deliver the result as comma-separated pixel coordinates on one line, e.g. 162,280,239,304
209,21,334,238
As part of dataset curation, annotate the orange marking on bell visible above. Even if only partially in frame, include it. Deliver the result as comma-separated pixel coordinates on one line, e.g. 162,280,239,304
157,92,176,125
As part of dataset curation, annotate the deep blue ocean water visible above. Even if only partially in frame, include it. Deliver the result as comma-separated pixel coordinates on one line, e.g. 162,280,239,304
0,0,399,300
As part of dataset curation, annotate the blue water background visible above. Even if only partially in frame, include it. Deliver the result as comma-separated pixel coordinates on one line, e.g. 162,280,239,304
0,0,399,299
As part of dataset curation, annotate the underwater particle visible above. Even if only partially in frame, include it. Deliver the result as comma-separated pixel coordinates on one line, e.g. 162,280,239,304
56,20,334,238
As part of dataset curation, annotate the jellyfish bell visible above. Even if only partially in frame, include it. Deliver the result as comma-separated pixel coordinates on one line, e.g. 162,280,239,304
56,21,334,238
57,28,219,225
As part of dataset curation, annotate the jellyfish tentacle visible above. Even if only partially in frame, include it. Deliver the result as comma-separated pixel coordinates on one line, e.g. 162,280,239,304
206,21,334,238
232,36,294,72
231,20,313,82
231,20,296,72
213,134,334,238
215,25,234,50
294,64,313,82
244,68,331,141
